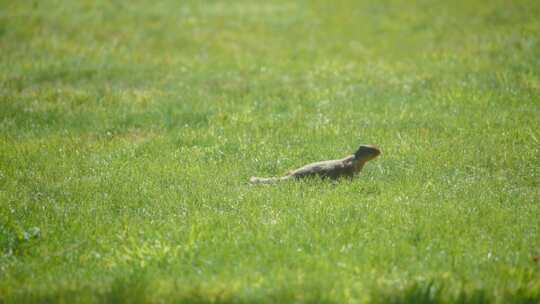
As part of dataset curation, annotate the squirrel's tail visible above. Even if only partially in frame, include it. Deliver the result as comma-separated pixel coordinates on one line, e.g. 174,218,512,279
249,176,291,184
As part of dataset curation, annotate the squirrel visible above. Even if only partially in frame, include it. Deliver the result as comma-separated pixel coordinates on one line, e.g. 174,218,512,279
249,144,381,184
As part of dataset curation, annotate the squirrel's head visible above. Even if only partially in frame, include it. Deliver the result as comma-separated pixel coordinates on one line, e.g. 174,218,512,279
354,144,381,161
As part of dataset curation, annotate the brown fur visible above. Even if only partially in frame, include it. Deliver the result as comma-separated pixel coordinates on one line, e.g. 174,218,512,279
250,144,381,184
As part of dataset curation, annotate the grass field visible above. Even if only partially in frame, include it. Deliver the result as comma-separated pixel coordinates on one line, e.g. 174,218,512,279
1,0,540,303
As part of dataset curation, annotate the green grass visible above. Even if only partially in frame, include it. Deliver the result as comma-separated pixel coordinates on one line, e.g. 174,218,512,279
1,0,540,303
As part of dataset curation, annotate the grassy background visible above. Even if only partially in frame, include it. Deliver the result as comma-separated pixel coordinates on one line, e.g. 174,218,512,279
1,0,540,303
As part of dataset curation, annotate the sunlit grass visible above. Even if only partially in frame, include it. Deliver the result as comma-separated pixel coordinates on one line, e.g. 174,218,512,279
1,0,539,303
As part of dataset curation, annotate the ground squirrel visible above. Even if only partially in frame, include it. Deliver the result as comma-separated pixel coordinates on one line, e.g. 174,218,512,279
249,144,381,184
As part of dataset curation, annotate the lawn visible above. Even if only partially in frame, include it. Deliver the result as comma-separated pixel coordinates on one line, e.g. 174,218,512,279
1,0,539,303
